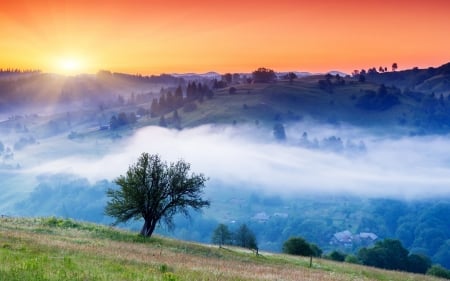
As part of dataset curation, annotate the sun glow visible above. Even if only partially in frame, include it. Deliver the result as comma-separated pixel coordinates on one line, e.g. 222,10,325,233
54,56,86,76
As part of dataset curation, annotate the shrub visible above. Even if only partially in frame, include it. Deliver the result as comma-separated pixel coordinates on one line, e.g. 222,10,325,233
328,250,347,262
345,254,360,264
282,237,321,257
427,265,450,279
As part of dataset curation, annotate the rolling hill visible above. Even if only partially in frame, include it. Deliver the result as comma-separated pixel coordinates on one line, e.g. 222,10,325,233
1,62,450,138
0,217,444,281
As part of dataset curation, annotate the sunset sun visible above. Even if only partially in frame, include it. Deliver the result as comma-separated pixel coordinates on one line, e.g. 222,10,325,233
54,56,86,75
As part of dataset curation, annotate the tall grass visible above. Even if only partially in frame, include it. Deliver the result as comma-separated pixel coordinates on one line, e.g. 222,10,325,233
0,217,442,281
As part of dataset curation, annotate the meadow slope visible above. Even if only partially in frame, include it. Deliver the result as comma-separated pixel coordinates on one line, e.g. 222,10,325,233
0,217,443,281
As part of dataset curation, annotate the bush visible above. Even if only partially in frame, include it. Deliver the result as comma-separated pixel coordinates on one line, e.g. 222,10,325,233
282,237,321,257
407,253,431,274
358,239,409,271
42,217,80,228
345,254,360,264
328,250,347,262
427,265,450,279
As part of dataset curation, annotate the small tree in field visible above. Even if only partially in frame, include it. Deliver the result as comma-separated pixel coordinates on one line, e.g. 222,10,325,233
234,224,258,252
105,153,210,237
211,223,232,247
282,236,321,257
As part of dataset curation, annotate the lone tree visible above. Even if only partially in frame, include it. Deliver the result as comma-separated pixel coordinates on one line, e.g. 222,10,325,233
105,153,210,237
211,223,232,247
392,62,398,72
283,237,315,257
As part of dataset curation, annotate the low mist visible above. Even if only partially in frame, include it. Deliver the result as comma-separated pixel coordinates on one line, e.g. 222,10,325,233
25,123,450,199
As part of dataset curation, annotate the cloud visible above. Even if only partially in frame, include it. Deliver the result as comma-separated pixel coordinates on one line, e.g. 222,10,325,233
26,124,450,199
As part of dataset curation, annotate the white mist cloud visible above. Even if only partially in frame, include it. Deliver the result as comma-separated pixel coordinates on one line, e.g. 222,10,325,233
27,124,450,199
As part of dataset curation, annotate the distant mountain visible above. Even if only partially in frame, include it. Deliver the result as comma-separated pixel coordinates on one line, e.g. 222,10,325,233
170,72,221,80
173,71,314,81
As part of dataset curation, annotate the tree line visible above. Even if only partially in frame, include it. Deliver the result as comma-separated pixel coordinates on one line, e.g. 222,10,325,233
211,223,258,253
150,82,214,118
326,238,450,279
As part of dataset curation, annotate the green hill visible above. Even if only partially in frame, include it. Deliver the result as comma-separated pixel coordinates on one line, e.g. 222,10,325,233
0,217,443,281
3,63,450,140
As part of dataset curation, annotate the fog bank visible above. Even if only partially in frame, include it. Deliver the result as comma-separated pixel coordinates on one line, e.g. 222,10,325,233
27,124,450,199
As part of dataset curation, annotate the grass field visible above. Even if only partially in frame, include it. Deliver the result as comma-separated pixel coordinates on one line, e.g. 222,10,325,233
0,217,442,281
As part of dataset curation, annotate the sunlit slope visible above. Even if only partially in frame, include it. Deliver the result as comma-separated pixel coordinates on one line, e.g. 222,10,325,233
173,78,417,129
0,74,436,141
0,217,440,281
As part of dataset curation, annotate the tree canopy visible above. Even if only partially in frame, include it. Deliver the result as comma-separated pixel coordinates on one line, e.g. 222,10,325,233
234,224,258,251
357,238,432,273
211,223,232,247
105,153,210,237
252,67,276,83
282,236,321,257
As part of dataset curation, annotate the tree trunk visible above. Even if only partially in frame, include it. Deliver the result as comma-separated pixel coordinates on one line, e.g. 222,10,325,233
140,219,157,237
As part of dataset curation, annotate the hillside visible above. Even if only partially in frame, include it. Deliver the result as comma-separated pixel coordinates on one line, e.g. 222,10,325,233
0,217,443,281
2,62,450,138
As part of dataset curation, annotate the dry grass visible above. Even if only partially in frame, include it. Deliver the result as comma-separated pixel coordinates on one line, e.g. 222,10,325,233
0,217,443,281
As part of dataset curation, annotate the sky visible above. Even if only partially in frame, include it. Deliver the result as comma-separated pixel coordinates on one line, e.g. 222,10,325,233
0,0,449,75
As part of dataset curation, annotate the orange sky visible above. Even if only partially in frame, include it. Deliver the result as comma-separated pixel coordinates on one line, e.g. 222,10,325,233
0,0,449,75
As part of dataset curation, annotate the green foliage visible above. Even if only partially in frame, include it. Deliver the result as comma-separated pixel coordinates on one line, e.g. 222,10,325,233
427,265,450,279
42,217,80,228
407,253,431,274
163,272,179,281
105,153,209,237
159,263,171,273
211,223,232,247
358,239,409,271
328,250,347,262
282,237,321,257
344,254,360,264
309,243,323,257
234,224,258,250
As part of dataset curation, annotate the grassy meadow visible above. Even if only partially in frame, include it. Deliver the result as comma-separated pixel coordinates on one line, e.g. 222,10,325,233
0,217,443,281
